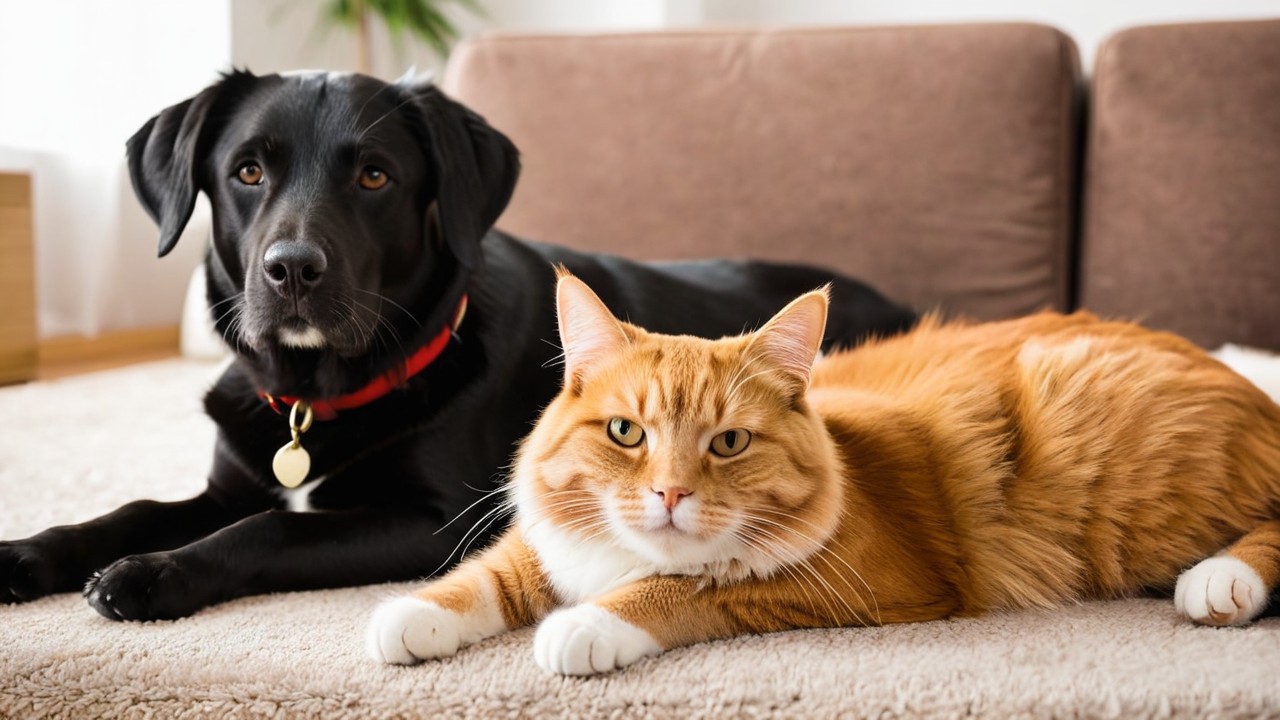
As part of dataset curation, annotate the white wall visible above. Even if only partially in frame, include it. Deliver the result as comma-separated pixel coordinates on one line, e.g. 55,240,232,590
0,1,231,338
231,0,683,80
692,0,1280,69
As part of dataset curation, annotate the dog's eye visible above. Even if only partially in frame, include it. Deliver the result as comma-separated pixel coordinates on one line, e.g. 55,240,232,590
358,167,389,190
237,163,264,186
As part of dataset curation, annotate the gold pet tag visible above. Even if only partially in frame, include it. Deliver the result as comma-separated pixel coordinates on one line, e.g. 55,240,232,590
272,400,314,488
273,442,311,488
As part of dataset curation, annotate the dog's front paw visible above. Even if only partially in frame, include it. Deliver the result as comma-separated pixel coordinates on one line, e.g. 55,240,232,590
533,604,662,676
0,539,70,603
1175,555,1269,626
367,597,466,665
85,553,211,621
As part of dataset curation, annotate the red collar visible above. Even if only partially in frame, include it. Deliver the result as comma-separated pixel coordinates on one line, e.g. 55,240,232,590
261,295,467,421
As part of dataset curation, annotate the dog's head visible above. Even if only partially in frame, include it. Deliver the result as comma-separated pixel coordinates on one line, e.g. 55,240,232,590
127,69,518,382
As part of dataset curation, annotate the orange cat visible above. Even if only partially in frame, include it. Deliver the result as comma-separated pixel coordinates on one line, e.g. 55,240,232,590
368,272,1280,675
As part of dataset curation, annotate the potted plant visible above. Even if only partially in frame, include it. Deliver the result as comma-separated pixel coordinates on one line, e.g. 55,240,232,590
322,0,483,73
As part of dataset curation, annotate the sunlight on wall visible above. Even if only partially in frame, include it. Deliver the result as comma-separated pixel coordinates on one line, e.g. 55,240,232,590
0,1,231,337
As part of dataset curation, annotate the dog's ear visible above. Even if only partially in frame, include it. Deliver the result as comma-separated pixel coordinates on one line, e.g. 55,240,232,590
127,71,253,258
404,82,520,270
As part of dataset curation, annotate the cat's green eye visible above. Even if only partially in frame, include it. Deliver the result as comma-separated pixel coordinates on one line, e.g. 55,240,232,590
710,429,752,457
607,417,645,447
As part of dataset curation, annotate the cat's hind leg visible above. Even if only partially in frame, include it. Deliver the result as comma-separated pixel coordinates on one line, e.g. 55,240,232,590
1175,521,1280,626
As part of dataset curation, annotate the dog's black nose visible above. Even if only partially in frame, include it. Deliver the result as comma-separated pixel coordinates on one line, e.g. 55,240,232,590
263,241,327,298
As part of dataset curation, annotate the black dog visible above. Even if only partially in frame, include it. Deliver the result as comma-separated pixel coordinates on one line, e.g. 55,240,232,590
0,70,914,621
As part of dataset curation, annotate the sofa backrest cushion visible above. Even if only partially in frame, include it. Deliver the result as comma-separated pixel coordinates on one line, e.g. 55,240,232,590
1079,19,1280,350
445,23,1081,320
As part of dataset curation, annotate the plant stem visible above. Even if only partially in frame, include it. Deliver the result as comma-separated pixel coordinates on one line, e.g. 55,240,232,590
356,0,370,74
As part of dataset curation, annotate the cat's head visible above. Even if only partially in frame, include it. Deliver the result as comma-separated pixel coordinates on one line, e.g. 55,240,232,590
512,271,844,583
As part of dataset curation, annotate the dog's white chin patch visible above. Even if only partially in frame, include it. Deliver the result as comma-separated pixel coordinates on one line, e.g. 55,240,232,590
280,326,327,349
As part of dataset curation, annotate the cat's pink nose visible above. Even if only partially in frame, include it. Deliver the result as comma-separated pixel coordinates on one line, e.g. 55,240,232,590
653,486,692,512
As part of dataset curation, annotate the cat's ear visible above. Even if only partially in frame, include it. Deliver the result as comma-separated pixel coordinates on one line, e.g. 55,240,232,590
556,269,630,389
749,287,830,391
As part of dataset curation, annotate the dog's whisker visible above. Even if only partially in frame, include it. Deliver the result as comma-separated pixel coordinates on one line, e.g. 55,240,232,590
353,288,422,328
332,298,375,351
216,301,248,352
354,82,399,131
346,294,415,363
343,296,407,360
207,292,245,314
356,95,417,143
211,294,245,330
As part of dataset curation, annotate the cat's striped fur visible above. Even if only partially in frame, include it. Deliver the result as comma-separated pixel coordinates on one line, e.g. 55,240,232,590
368,272,1280,675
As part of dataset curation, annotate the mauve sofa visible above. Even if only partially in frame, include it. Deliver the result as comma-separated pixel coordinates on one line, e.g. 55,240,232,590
444,19,1280,351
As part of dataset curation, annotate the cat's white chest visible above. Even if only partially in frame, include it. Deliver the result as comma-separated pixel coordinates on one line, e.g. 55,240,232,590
520,516,657,604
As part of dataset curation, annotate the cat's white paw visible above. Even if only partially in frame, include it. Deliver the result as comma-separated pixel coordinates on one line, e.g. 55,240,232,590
533,604,662,675
1174,555,1268,626
366,597,464,664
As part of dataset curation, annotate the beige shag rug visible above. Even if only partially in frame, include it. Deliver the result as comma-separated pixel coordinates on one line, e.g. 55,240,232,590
2,358,1279,719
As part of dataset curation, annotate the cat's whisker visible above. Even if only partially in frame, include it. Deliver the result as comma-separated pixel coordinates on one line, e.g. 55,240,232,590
434,484,514,536
528,491,607,515
743,506,882,624
723,348,762,386
526,517,623,575
744,521,863,620
744,529,851,625
463,474,512,495
722,353,777,405
742,512,880,624
451,504,515,566
425,500,518,577
540,339,567,369
804,551,876,625
534,497,602,509
725,367,779,405
731,530,834,621
522,507,608,538
563,523,614,546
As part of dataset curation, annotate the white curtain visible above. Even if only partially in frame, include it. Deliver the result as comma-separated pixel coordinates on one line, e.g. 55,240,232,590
0,1,230,338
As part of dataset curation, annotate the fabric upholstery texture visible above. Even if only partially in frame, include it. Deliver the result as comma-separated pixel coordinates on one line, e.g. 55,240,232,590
445,24,1081,321
1079,20,1280,349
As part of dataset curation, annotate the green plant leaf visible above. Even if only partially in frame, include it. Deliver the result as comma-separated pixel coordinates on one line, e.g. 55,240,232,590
318,0,481,60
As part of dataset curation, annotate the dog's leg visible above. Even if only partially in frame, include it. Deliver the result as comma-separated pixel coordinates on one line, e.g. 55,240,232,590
0,492,246,604
86,508,473,621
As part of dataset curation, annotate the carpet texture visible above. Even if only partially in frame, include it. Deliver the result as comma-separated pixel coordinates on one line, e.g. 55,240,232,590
2,358,1279,719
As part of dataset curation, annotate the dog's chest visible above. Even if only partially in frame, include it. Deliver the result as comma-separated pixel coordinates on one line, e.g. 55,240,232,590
276,479,326,512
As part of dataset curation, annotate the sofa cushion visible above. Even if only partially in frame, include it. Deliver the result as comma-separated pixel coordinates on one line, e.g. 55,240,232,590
1079,20,1280,350
444,24,1081,320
